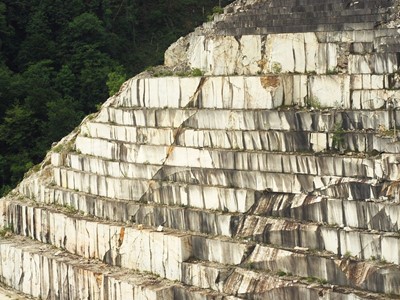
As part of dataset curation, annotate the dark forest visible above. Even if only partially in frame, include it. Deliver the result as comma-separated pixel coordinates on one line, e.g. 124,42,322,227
0,0,234,195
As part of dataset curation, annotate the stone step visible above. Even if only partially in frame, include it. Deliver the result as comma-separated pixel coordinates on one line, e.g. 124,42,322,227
19,170,255,215
259,0,392,9
216,22,377,35
235,215,400,264
0,285,33,300
83,120,400,155
59,150,390,182
374,35,400,52
76,126,400,156
17,166,400,235
253,193,400,233
7,196,400,267
3,199,193,282
0,218,399,299
230,7,390,21
110,75,400,110
167,28,400,76
3,199,314,286
215,0,392,34
192,235,400,295
240,243,400,295
96,107,397,134
17,171,400,234
7,183,400,292
51,164,383,200
73,135,400,179
0,235,238,300
317,28,399,43
261,6,374,15
220,12,385,30
112,76,282,110
5,198,400,271
181,260,392,299
45,187,238,237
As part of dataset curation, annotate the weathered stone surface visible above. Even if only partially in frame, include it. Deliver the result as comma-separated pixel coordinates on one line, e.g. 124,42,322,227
0,236,242,300
2,0,400,299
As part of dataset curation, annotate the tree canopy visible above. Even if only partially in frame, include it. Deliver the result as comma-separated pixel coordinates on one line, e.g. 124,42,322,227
0,0,234,195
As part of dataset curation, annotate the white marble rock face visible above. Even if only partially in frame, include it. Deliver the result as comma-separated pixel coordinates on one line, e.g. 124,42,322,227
1,0,400,299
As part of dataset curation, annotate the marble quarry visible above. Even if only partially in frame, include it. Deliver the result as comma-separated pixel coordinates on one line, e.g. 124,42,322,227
1,0,400,299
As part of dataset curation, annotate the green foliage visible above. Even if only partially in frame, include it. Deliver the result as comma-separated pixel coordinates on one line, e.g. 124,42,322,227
0,226,12,238
190,68,204,76
327,68,339,75
52,141,74,154
107,66,127,96
247,262,255,270
305,95,322,109
207,6,224,21
0,63,14,118
277,270,287,277
318,278,328,284
378,124,397,137
271,62,282,74
212,6,224,14
149,66,204,78
344,251,352,259
46,97,84,143
0,0,235,193
64,204,79,214
0,184,11,197
0,104,37,152
17,10,56,68
146,66,174,77
332,122,345,151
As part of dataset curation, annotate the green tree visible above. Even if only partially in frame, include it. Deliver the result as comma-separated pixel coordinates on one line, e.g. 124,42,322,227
17,10,56,68
106,66,126,96
0,104,38,188
0,0,235,193
45,97,84,143
0,104,36,152
54,64,76,98
21,60,59,118
0,63,13,118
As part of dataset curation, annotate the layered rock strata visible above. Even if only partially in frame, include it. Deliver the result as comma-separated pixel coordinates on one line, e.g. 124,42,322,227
1,0,400,299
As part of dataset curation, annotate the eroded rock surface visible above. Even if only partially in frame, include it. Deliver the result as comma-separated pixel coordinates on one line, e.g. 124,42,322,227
1,0,400,299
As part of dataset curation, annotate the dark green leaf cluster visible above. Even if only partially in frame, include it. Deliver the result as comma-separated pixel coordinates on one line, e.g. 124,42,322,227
0,0,234,195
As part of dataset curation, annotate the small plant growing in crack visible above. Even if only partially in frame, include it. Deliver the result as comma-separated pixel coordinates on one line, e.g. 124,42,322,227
343,251,352,259
0,226,12,238
332,121,345,151
271,62,282,74
327,67,339,75
207,6,224,21
247,262,255,270
190,68,204,77
305,95,322,109
277,270,287,277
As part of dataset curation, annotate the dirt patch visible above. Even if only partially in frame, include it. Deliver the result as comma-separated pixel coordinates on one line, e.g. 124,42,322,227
260,76,280,89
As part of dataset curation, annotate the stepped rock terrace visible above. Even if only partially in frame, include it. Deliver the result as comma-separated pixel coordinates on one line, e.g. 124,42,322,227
1,0,400,299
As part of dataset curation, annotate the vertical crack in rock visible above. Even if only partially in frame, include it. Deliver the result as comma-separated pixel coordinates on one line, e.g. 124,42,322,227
239,244,257,265
131,234,141,269
137,77,208,205
162,235,167,278
234,35,242,51
292,46,297,72
148,233,153,272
